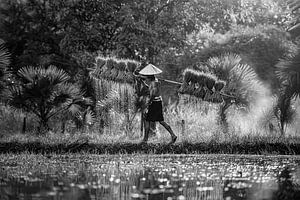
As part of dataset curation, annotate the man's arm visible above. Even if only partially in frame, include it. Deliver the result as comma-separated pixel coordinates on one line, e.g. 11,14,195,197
148,82,159,104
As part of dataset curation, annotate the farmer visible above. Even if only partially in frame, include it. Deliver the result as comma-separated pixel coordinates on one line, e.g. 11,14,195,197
138,63,177,144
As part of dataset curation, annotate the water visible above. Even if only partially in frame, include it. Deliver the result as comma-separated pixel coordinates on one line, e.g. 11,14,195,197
0,154,300,200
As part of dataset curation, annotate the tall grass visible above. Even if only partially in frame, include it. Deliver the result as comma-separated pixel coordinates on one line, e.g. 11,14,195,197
1,96,300,145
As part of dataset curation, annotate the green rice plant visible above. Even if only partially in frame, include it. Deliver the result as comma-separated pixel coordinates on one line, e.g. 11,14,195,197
93,75,137,133
186,83,196,95
116,70,126,83
194,87,206,99
203,73,217,91
124,72,135,84
178,82,189,94
183,68,195,83
92,56,108,79
181,69,217,95
214,80,226,91
117,61,127,71
126,61,139,73
91,57,140,85
106,58,115,70
196,72,207,86
109,68,118,81
95,56,107,69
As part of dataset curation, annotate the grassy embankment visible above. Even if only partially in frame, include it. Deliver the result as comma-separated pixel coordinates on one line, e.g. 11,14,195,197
1,101,300,154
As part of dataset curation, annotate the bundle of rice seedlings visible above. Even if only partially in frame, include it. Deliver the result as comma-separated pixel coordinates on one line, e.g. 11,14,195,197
208,92,223,103
203,73,217,91
203,90,213,102
127,61,139,72
110,68,118,81
214,80,226,91
178,82,189,94
197,72,207,86
183,69,195,83
91,57,107,79
190,72,200,83
186,83,196,95
101,67,111,80
116,70,126,83
90,67,101,79
106,58,115,70
117,61,127,71
124,72,135,84
95,56,107,69
100,58,114,80
112,61,126,82
214,93,223,103
194,87,206,99
92,57,141,85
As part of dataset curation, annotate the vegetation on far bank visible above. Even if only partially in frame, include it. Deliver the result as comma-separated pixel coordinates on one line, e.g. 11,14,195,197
1,135,300,155
1,0,300,153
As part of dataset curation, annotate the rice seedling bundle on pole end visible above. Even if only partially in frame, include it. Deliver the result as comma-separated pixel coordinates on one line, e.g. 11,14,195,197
179,53,264,133
90,56,142,133
91,56,140,85
179,68,222,103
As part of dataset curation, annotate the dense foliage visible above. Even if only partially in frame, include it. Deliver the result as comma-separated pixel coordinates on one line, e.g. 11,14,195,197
0,0,300,135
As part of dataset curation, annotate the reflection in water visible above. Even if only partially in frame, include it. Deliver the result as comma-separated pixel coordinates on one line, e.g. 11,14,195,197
0,154,300,200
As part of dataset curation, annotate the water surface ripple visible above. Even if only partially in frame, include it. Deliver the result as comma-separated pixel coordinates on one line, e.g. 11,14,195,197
0,154,300,200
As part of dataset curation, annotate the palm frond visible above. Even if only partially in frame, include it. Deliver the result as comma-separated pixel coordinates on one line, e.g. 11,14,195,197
0,39,10,69
84,108,96,125
228,63,263,106
68,104,82,116
18,66,70,85
276,52,300,98
97,89,120,111
258,99,278,131
207,53,241,80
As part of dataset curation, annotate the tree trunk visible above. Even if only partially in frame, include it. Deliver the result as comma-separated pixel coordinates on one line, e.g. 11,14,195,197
61,120,66,134
218,101,231,134
37,117,49,134
140,112,145,137
22,116,26,133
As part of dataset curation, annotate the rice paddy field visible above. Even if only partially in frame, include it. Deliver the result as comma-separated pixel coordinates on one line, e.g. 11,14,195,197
0,153,300,200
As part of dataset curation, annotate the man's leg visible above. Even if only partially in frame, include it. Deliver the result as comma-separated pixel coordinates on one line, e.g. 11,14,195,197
149,122,157,137
159,121,177,143
141,121,150,143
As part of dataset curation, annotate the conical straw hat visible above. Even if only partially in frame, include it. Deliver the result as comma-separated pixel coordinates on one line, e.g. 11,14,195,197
139,64,162,75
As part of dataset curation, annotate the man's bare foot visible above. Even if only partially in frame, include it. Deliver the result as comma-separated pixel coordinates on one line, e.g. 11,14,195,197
140,140,148,145
169,135,177,144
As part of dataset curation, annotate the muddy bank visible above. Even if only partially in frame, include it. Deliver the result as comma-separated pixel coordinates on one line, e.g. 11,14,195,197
0,141,299,154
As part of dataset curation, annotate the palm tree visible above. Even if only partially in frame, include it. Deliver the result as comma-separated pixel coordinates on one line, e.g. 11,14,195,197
207,54,263,132
7,65,92,133
276,51,300,135
0,39,10,99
